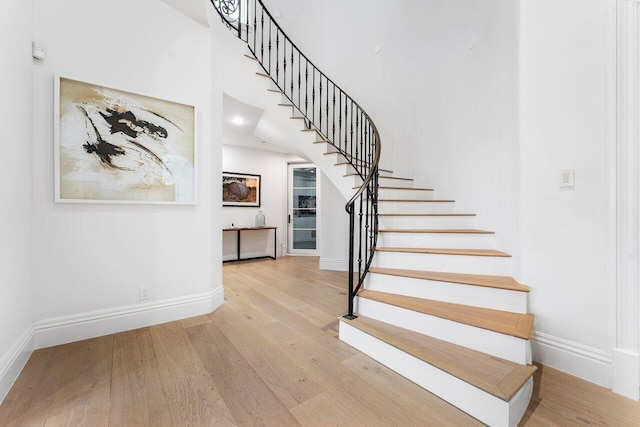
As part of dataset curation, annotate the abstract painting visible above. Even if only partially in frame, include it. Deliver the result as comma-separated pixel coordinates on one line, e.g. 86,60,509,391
222,172,261,207
55,76,195,204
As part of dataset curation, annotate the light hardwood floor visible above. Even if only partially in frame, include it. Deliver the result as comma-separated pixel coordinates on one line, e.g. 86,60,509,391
0,257,638,426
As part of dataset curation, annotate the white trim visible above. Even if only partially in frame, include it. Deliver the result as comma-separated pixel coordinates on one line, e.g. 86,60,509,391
319,257,350,271
0,326,34,404
615,0,640,400
612,348,640,400
531,331,612,388
33,287,224,349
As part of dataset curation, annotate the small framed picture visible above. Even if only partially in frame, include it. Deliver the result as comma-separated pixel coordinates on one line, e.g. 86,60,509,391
222,172,261,207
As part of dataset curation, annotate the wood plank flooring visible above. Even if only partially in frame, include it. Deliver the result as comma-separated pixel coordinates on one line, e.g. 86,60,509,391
0,256,638,426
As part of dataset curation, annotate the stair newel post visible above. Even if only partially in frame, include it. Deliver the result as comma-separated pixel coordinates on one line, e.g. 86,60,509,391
344,204,357,319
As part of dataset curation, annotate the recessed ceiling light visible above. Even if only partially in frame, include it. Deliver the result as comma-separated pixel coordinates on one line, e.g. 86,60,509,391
230,116,245,125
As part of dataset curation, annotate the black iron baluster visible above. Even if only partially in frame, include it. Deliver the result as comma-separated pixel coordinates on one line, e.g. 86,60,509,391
268,20,271,73
290,48,294,100
326,78,329,137
344,97,349,158
319,74,323,134
283,40,287,98
332,86,336,144
355,108,360,173
338,91,342,152
253,0,257,53
350,100,354,172
304,61,308,116
275,30,279,85
312,68,316,127
298,52,301,108
260,9,264,62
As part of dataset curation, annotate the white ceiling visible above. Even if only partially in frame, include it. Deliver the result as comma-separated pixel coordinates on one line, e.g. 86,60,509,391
160,0,210,26
223,93,303,156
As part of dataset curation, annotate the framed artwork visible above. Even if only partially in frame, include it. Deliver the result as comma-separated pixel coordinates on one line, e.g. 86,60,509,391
54,76,196,204
222,172,261,207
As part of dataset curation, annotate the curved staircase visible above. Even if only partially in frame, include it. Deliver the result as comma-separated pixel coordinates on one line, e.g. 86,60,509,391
211,1,535,425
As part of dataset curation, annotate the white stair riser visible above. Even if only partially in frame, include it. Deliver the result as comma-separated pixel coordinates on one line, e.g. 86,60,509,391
365,273,528,314
356,297,531,364
339,322,533,427
378,232,495,249
378,201,456,215
379,177,415,188
378,215,477,229
372,251,513,276
350,176,415,189
378,188,435,200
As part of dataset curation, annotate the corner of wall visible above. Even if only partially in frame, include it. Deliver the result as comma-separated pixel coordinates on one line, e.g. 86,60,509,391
0,326,34,404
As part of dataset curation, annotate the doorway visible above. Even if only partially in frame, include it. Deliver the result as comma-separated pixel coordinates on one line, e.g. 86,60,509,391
287,163,319,255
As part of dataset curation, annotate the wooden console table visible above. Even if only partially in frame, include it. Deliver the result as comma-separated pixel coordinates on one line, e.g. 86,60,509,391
222,226,277,262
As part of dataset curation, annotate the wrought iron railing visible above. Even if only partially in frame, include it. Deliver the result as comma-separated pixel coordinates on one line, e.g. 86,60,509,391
211,0,380,319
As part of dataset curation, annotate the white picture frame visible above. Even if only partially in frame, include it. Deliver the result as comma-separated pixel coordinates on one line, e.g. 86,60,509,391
54,75,196,204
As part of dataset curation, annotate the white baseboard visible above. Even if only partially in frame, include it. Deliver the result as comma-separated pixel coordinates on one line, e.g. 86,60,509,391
0,326,34,404
531,331,612,388
612,348,640,400
320,257,348,271
33,286,225,349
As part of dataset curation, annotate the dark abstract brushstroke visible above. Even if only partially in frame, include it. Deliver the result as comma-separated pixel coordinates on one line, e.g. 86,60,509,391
126,139,173,176
141,108,183,132
99,108,168,139
77,106,132,171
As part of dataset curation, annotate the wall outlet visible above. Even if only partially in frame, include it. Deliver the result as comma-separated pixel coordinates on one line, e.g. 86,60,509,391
139,286,150,301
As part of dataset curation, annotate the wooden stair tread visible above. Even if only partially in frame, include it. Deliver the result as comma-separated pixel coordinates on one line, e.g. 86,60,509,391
267,89,283,93
375,247,512,257
359,186,434,191
342,315,536,401
378,213,476,217
243,53,258,61
290,116,306,119
378,199,454,203
278,103,294,107
368,267,529,292
379,175,413,181
357,289,533,339
345,173,413,182
256,72,270,78
378,229,493,234
334,162,393,174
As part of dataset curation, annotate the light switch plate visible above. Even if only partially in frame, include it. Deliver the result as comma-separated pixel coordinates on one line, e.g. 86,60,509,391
560,168,575,188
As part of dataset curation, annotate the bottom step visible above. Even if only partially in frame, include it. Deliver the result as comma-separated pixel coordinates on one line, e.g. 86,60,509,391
339,316,535,427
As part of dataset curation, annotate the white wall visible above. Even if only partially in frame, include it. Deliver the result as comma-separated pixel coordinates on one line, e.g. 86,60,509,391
222,145,287,259
320,173,350,271
30,0,222,347
0,0,35,402
520,0,616,387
